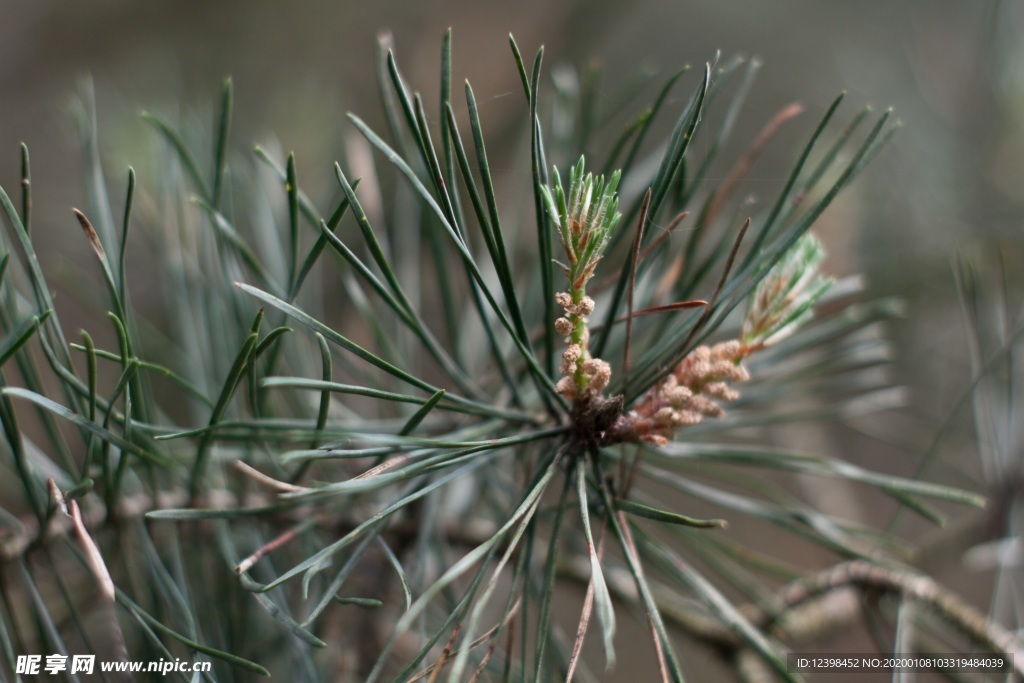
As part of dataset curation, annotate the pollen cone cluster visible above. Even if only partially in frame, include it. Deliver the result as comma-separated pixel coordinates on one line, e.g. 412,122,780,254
608,232,833,446
553,293,611,399
611,341,750,445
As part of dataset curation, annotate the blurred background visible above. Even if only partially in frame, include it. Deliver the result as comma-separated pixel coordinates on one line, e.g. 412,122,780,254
1,0,1021,678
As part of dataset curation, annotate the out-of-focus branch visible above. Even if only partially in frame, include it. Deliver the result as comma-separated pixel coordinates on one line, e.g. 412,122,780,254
560,557,1024,677
1,489,240,563
2,485,499,565
769,560,1023,674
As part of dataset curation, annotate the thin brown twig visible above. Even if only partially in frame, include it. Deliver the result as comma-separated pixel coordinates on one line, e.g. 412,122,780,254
559,556,1024,677
588,299,708,335
691,216,750,335
675,220,749,339
60,480,130,670
649,103,801,315
425,624,460,683
701,103,804,233
588,210,690,299
636,211,689,269
771,561,1024,675
3,485,501,569
466,643,496,683
565,518,608,682
409,600,521,683
566,572,596,683
627,300,709,319
618,511,671,683
651,217,750,387
623,189,651,381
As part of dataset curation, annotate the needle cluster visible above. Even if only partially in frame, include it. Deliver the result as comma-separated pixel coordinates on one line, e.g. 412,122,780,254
542,157,622,400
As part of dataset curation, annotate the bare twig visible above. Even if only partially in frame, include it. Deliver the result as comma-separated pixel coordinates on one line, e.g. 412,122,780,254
700,103,804,232
650,103,802,310
565,519,607,681
647,216,750,389
409,601,521,683
425,624,460,683
467,643,496,683
771,561,1024,674
61,481,129,671
623,189,651,381
67,498,115,602
2,486,498,566
619,512,671,683
559,557,1024,677
591,211,691,298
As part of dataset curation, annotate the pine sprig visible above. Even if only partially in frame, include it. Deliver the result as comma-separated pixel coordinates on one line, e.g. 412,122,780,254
0,29,1000,683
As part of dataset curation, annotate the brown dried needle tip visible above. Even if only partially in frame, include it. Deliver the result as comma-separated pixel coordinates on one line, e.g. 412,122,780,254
73,208,106,261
